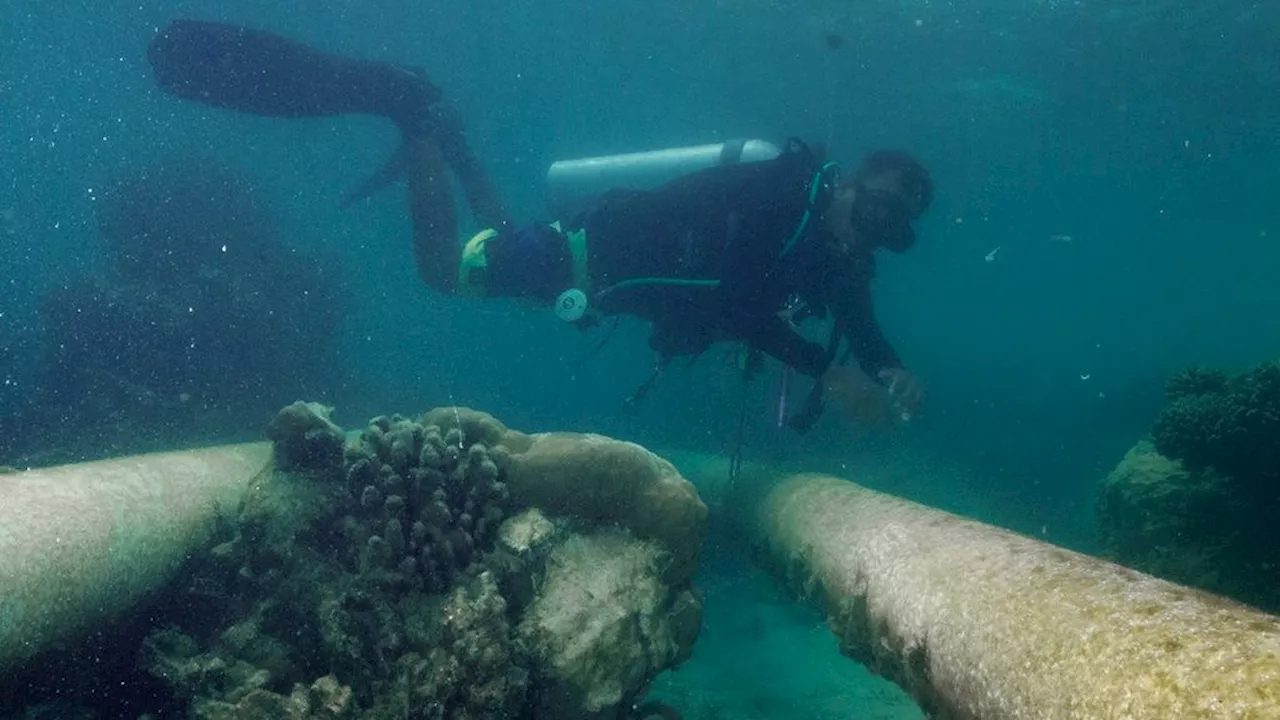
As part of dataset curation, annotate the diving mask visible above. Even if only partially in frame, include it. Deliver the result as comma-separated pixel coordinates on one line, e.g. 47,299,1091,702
850,183,917,254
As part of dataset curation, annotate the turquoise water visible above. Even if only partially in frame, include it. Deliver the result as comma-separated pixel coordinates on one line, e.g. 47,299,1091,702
2,1,1279,717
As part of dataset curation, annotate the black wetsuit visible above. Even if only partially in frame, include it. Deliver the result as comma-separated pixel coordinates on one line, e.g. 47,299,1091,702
147,19,509,228
148,20,439,131
484,141,903,381
145,20,902,387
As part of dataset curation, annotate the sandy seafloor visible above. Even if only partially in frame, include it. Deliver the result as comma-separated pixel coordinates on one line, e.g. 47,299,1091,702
645,519,924,720
642,449,924,719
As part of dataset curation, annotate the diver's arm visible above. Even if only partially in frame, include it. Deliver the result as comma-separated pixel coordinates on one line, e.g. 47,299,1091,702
830,276,904,375
778,293,907,434
744,316,831,378
752,315,862,435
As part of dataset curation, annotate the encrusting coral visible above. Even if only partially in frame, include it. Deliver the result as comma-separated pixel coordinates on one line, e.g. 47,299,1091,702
141,404,704,720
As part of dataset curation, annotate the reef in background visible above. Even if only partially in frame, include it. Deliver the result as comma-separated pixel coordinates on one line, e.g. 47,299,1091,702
140,403,705,720
9,157,346,465
1096,358,1280,611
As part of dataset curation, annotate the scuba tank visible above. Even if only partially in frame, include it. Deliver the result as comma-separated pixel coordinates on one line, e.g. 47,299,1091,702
544,138,781,217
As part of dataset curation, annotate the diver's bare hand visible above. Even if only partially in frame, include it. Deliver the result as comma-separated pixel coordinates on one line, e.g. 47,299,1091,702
877,368,925,417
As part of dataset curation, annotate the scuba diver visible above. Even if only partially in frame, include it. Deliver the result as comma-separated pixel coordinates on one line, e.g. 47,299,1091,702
147,19,932,431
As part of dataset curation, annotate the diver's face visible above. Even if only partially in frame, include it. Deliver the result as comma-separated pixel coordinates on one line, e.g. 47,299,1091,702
826,172,918,255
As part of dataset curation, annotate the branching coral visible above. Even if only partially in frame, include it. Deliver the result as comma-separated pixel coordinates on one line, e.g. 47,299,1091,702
1152,359,1280,489
1164,366,1229,401
341,413,512,594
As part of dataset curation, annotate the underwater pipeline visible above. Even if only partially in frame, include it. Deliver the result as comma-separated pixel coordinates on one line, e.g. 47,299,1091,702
5,441,1278,717
726,471,1280,719
0,443,271,673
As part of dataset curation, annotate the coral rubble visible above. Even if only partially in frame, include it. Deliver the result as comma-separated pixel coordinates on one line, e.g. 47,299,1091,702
141,405,705,719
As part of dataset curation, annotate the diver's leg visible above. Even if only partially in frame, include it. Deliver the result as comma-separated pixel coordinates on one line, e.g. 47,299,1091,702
150,19,512,291
403,133,521,298
148,19,438,131
439,135,512,231
421,107,511,230
405,136,460,294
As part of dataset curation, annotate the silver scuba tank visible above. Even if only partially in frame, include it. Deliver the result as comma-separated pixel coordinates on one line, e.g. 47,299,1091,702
545,138,781,218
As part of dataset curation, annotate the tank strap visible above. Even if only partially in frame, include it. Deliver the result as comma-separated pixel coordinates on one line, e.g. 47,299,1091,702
718,138,748,164
778,161,841,259
558,221,590,290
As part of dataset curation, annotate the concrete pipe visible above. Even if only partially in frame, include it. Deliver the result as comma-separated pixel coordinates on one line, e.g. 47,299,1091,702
730,472,1280,719
0,442,271,673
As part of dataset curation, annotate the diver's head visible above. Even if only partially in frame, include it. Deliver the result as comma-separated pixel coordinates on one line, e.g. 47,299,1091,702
825,150,933,254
